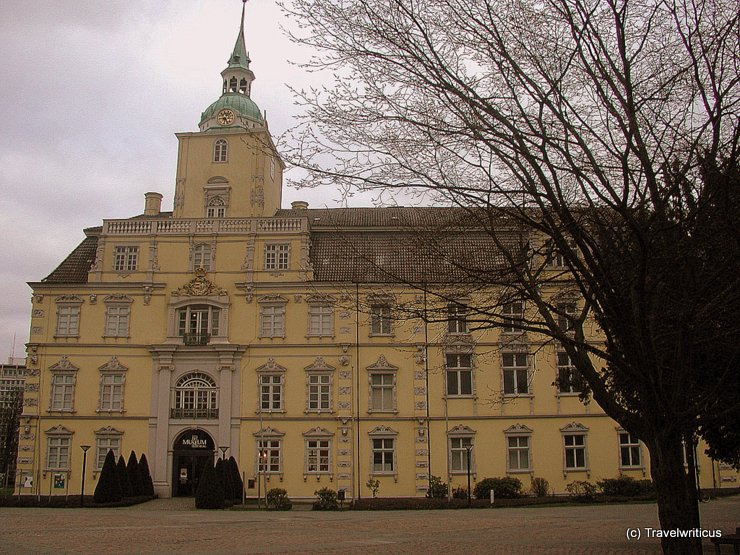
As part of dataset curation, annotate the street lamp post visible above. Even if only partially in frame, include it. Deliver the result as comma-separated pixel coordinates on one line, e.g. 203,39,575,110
219,446,229,460
465,445,473,507
79,445,91,507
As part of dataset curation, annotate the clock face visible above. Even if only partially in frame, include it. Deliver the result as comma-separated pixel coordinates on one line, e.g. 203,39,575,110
217,109,235,125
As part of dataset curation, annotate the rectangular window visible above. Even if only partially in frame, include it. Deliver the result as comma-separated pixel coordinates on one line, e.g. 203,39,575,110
446,353,473,396
545,238,576,268
95,437,121,470
502,352,529,395
56,305,80,336
105,305,130,337
372,438,394,473
114,246,139,272
564,434,587,469
177,305,220,340
264,244,289,271
99,374,124,411
557,351,583,394
370,373,394,411
259,374,282,411
450,436,473,472
619,432,641,467
257,439,281,473
306,439,331,473
370,306,392,335
447,303,468,334
50,373,75,411
260,305,285,337
557,302,577,332
308,304,333,336
46,436,71,470
308,374,331,411
507,436,530,471
193,244,212,271
502,301,524,333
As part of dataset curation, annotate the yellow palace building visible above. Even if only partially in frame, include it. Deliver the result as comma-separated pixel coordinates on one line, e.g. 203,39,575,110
17,5,737,501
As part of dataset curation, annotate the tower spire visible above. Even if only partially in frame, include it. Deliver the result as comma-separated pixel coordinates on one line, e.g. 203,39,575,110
228,0,251,71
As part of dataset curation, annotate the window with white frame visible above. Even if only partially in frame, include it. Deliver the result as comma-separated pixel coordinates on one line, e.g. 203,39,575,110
307,374,331,411
619,431,642,468
556,351,583,394
177,304,220,343
369,372,395,412
264,243,289,271
95,429,122,471
556,302,577,332
545,238,577,268
371,437,395,473
502,352,529,395
564,433,587,470
172,372,218,419
99,373,125,412
446,353,473,396
370,305,392,335
213,138,228,162
46,433,71,471
308,303,333,336
193,244,212,271
450,436,474,473
114,246,139,272
259,374,283,411
257,438,282,473
507,436,531,471
55,301,81,337
104,303,130,337
447,303,468,334
260,304,285,338
206,196,226,218
502,301,524,333
50,373,76,411
306,438,331,473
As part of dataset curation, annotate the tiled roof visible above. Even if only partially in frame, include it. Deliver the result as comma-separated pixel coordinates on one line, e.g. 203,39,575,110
276,206,478,229
42,232,99,283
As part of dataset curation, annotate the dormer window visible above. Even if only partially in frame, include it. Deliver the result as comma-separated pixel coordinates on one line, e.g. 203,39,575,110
213,139,228,163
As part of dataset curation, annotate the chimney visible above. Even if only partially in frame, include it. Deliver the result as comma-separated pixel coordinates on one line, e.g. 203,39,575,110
291,200,309,210
144,192,163,216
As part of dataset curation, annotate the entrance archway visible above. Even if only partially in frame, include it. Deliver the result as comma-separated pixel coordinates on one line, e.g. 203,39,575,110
172,429,215,497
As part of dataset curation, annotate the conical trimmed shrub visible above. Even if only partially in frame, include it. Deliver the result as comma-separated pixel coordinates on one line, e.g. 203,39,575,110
215,458,234,506
195,460,224,509
228,456,244,502
126,451,143,497
94,450,122,503
116,455,133,498
139,453,154,496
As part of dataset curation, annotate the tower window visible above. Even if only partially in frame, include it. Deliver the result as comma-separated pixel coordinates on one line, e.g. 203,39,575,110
229,77,238,92
213,139,228,163
239,78,247,94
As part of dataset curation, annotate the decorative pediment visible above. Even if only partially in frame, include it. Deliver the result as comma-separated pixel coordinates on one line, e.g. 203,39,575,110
104,294,133,304
257,294,288,304
560,422,589,433
253,426,285,438
504,423,533,435
173,268,227,297
255,358,287,373
305,294,336,304
98,357,128,373
302,427,334,438
368,425,398,437
95,426,123,436
49,356,78,372
367,292,395,305
448,424,477,436
55,295,83,304
366,355,398,371
45,425,73,436
304,357,335,373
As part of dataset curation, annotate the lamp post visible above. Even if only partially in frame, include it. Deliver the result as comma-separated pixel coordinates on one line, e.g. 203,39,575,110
219,446,229,460
260,449,268,509
465,445,473,507
79,445,91,507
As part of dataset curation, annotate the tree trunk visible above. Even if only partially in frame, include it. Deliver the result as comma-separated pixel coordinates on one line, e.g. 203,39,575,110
647,435,703,554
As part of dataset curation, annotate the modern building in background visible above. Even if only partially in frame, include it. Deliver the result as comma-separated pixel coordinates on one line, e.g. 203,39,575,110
1,361,25,488
17,5,738,499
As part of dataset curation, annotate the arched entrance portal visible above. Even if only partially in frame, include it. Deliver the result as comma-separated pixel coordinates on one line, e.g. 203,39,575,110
172,429,215,497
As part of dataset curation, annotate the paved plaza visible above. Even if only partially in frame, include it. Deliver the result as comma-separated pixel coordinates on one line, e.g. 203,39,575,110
0,495,738,554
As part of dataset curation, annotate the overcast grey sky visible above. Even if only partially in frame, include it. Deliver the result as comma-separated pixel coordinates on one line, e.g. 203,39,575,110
0,0,342,360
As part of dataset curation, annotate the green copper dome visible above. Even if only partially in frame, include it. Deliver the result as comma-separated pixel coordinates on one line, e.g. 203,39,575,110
200,93,263,127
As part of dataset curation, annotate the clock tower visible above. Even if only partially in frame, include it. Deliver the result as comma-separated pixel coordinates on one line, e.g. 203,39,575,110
172,0,283,219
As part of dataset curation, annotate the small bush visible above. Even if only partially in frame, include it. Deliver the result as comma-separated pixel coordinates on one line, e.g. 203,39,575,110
566,480,597,501
94,450,122,503
138,453,155,496
452,486,469,499
597,476,640,497
228,457,244,503
530,477,550,497
426,475,448,499
196,462,224,509
266,488,292,510
116,455,132,498
473,477,523,499
313,487,339,510
366,478,380,498
126,451,143,497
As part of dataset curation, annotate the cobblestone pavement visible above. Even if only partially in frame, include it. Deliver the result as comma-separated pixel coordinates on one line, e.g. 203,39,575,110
0,496,737,554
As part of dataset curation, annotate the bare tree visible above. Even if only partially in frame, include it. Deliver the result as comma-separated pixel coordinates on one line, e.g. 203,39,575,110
281,0,740,553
